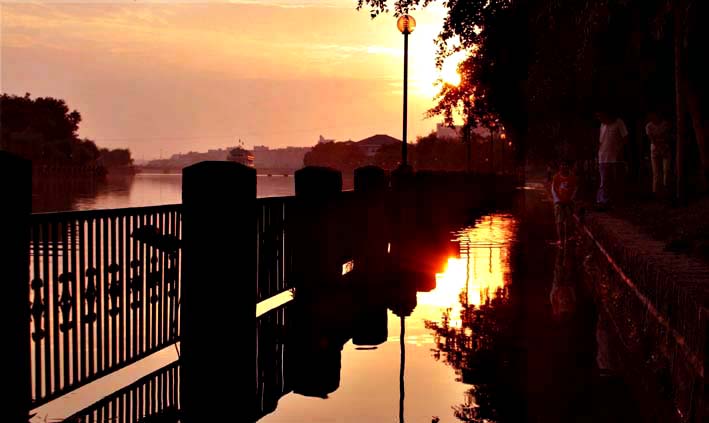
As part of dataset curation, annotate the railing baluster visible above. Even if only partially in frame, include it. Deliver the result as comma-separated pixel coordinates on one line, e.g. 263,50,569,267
161,211,167,346
175,210,181,339
125,214,132,361
156,212,161,347
31,223,42,400
152,212,159,351
102,216,110,369
87,218,96,379
61,221,70,389
130,213,138,359
78,219,86,382
96,216,104,374
70,219,79,387
138,213,145,356
143,216,153,350
52,221,60,393
110,216,118,367
119,215,126,364
165,211,173,344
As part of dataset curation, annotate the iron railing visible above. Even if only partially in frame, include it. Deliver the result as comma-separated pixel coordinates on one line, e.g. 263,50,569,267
29,205,182,406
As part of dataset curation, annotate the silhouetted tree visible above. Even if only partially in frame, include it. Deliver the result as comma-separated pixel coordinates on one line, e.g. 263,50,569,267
358,0,709,198
1,93,133,175
303,141,367,173
371,142,404,171
99,148,134,168
414,133,466,171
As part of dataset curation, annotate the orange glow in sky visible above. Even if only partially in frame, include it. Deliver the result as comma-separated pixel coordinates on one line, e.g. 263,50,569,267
0,1,467,158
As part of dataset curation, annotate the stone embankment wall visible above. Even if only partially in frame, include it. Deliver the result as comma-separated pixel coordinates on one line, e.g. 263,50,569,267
576,212,708,423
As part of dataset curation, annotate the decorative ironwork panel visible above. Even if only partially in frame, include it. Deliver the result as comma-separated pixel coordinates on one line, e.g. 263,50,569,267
29,204,182,407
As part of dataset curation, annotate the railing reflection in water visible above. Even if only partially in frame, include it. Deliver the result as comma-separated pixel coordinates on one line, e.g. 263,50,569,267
63,361,180,423
65,303,292,423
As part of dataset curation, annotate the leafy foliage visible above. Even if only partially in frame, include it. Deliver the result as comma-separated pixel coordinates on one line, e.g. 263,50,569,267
358,0,708,173
1,93,132,168
303,141,368,173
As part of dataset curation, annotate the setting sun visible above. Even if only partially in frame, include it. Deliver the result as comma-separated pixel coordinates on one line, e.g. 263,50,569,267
440,50,467,86
413,49,466,98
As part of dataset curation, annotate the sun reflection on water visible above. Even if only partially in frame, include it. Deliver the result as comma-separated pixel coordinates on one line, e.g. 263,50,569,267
416,214,518,328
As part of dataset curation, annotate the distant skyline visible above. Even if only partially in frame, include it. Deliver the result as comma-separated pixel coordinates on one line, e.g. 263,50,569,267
0,1,464,159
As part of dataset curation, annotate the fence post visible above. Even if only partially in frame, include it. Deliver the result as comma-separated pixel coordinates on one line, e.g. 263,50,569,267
350,166,389,347
181,161,256,421
292,166,342,296
353,166,389,280
0,152,32,422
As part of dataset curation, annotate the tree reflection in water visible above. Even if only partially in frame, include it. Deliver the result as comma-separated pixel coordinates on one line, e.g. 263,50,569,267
425,286,514,423
423,214,519,423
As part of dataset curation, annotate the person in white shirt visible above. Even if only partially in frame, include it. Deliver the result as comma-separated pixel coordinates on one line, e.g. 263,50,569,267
595,111,628,207
645,111,672,195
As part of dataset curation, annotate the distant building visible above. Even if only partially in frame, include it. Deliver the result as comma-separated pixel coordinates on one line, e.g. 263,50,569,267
436,123,462,140
356,134,401,156
318,135,335,144
145,146,237,170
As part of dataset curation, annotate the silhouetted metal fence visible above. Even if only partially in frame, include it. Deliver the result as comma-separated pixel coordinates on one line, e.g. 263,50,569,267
257,196,295,301
28,195,311,407
29,205,182,407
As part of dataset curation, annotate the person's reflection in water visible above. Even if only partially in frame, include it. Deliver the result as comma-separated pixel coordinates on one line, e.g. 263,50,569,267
550,246,577,320
544,239,594,422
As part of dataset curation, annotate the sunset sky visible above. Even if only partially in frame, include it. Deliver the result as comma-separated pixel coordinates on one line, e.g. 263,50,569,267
1,0,464,159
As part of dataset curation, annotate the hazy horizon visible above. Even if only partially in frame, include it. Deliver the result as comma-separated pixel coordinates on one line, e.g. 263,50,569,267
1,1,463,160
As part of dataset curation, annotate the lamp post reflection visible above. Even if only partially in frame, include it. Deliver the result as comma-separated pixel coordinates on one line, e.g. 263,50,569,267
400,315,406,423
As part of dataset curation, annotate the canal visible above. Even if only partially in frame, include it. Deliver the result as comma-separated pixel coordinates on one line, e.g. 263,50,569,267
32,180,641,422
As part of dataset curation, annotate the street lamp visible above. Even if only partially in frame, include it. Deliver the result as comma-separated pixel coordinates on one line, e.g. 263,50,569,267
397,14,416,167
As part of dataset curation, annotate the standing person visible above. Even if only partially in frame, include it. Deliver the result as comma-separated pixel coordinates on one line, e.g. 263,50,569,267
645,111,672,196
595,111,629,208
552,160,578,247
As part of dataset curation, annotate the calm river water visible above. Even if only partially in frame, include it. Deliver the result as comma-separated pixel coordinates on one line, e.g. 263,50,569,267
31,182,641,423
32,173,301,212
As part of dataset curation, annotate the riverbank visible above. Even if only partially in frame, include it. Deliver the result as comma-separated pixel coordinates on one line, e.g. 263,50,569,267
574,206,709,422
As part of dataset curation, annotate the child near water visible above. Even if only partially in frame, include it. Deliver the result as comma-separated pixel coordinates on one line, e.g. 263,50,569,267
551,160,578,247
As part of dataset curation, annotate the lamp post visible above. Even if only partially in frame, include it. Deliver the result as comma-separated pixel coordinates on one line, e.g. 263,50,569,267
397,14,416,167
